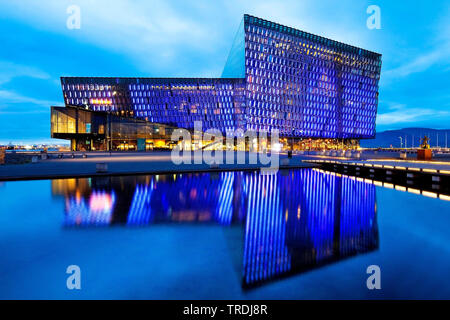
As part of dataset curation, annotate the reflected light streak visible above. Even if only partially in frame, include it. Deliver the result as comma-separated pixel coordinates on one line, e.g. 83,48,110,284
65,190,116,226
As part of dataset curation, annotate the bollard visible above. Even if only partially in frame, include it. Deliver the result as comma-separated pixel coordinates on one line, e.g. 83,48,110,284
96,163,108,173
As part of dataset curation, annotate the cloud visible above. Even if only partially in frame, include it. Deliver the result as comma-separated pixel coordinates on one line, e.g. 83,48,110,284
0,90,61,112
0,62,62,115
382,5,450,81
382,48,450,79
0,61,51,85
377,103,450,125
0,0,373,76
0,1,217,75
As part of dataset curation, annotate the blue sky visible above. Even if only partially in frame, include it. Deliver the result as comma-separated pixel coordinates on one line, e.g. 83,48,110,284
0,0,449,144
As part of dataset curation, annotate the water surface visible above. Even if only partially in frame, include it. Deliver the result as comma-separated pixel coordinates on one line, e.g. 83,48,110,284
0,169,449,299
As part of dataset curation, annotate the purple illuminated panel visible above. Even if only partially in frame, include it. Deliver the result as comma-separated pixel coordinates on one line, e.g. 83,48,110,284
64,190,116,227
244,15,381,138
61,77,246,134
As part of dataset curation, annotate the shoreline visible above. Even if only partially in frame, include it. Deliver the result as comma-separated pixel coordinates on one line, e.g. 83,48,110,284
0,151,316,181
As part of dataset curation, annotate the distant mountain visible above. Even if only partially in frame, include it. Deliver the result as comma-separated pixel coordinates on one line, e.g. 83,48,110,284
360,128,450,148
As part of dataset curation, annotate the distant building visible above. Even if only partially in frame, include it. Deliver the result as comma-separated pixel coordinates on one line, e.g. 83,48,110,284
51,14,382,151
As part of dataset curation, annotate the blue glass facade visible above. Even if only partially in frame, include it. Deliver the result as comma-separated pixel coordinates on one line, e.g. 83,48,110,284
61,77,246,133
57,14,381,146
242,169,378,287
242,15,381,138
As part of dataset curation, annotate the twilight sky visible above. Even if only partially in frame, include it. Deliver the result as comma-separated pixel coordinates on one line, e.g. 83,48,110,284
0,0,449,143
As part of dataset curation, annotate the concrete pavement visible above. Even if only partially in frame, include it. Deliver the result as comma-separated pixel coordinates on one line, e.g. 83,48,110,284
0,151,315,181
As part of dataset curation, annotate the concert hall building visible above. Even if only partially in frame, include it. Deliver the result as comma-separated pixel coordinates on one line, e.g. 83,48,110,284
51,14,382,151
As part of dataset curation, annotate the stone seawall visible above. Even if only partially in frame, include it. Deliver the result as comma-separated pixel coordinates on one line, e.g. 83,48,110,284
4,153,39,165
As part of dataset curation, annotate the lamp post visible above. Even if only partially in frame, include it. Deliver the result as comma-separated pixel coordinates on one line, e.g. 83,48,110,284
446,132,448,150
108,111,112,152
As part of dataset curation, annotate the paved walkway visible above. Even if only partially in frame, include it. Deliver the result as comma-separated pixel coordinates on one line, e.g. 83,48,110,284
305,158,450,174
0,151,315,181
349,159,450,173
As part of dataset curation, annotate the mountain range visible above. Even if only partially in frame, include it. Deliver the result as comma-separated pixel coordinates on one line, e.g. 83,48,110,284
360,128,450,148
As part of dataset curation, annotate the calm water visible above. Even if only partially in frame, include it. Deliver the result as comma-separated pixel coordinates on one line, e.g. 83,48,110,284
0,168,449,299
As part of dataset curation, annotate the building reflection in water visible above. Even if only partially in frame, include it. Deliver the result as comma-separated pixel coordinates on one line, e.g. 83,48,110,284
242,169,378,287
52,178,116,226
51,169,378,288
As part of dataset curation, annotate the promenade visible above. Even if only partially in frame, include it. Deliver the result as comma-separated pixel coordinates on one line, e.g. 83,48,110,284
306,158,450,172
2,149,450,182
0,151,314,181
